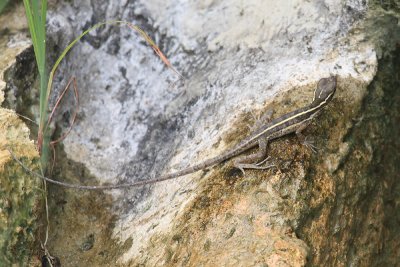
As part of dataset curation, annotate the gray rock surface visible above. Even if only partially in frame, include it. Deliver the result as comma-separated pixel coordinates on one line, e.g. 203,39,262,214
2,0,398,266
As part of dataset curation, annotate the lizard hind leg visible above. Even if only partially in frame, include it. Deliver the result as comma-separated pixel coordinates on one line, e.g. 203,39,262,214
233,139,274,176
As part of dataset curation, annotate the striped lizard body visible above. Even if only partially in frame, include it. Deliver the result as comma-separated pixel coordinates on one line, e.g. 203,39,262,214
9,76,337,189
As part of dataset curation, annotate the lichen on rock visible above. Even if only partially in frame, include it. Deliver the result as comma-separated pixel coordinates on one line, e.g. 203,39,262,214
38,0,400,266
0,109,41,265
0,3,42,265
0,0,398,266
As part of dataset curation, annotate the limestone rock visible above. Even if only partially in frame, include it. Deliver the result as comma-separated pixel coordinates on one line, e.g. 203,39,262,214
2,0,398,266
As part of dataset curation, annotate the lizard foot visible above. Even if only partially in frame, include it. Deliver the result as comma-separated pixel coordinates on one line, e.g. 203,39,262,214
301,137,318,153
235,158,275,176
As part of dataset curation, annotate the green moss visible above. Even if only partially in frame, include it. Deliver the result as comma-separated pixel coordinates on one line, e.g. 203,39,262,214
225,227,236,239
0,156,41,265
0,1,10,14
203,239,211,251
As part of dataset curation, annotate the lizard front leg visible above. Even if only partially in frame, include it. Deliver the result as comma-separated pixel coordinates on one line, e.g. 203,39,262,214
295,120,318,153
233,138,274,175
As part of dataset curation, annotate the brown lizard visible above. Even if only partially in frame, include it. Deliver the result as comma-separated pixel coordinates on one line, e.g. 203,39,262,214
8,76,337,190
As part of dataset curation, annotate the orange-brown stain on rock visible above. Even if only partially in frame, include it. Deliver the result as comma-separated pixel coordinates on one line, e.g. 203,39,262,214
233,197,250,215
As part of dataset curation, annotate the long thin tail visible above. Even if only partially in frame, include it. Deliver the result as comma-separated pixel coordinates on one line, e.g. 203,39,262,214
7,144,247,190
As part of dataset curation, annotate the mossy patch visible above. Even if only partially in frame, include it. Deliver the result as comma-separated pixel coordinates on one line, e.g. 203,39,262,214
0,109,41,265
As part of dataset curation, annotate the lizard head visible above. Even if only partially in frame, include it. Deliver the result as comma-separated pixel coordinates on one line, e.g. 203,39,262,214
312,76,337,104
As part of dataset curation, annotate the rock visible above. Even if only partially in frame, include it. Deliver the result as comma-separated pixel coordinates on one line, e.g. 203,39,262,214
2,0,399,266
0,2,42,265
0,109,41,265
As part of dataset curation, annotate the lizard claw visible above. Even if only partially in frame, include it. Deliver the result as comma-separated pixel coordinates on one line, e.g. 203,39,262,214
234,161,275,176
237,166,246,176
302,137,318,153
256,156,272,166
256,157,276,169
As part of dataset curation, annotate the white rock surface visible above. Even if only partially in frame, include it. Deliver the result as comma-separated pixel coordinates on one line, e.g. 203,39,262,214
47,0,381,264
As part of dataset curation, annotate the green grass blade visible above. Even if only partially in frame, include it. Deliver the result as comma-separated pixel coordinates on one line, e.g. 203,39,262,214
23,0,49,170
41,0,47,27
32,0,43,68
37,0,46,74
23,0,38,63
23,0,46,72
0,0,9,14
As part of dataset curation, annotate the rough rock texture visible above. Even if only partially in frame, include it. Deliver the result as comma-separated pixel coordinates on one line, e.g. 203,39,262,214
0,110,41,266
7,0,397,266
0,3,34,109
0,3,43,266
